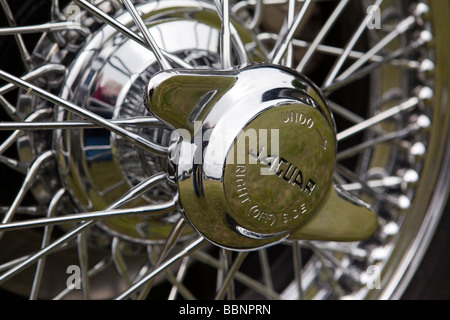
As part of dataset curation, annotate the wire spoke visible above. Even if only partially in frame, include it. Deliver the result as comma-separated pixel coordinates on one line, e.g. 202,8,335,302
53,257,112,300
0,172,170,284
323,32,431,94
260,33,420,70
136,218,188,299
0,117,164,130
0,69,169,156
0,22,89,36
214,252,248,300
213,0,249,64
336,96,419,142
73,0,192,69
0,150,55,241
297,0,349,72
0,109,51,155
116,236,205,300
322,0,384,87
258,249,274,292
0,0,31,70
336,119,426,161
292,241,304,300
282,0,295,67
0,174,172,232
29,188,65,300
0,64,65,96
111,237,133,292
164,266,197,300
122,0,172,71
77,232,91,300
219,0,232,69
193,250,281,300
270,0,312,65
168,256,191,300
335,15,417,82
0,154,28,173
335,164,407,209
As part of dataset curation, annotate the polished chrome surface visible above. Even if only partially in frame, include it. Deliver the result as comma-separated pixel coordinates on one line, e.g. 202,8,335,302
147,63,376,249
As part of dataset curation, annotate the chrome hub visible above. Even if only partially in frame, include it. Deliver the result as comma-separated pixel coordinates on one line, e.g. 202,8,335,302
147,64,376,250
18,0,265,243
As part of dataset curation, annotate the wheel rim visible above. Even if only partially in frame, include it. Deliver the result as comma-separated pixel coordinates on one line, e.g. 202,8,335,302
0,0,448,300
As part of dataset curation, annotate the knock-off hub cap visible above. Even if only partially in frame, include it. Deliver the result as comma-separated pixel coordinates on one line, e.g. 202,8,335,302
147,64,377,250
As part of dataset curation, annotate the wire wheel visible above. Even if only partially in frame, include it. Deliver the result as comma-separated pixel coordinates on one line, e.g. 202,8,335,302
0,0,449,300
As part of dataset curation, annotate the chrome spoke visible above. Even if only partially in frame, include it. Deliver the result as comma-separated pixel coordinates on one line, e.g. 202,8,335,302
0,173,171,232
0,95,20,121
323,32,432,94
336,164,409,209
0,0,31,70
77,232,91,300
193,250,281,300
0,200,178,232
296,0,349,72
168,256,191,300
0,22,89,36
0,220,94,285
336,116,429,161
214,0,249,65
0,69,169,156
0,109,51,155
116,236,205,300
305,241,360,283
270,0,312,65
335,15,417,82
308,242,368,260
165,266,196,300
260,33,420,70
214,252,248,300
323,0,384,87
122,0,172,71
327,100,365,125
336,96,422,142
219,0,232,69
0,172,170,284
282,0,295,67
29,188,65,300
73,0,192,69
0,154,28,173
53,257,112,300
0,150,55,240
258,249,274,292
0,117,164,130
0,64,65,96
111,237,133,292
136,218,188,300
292,241,304,300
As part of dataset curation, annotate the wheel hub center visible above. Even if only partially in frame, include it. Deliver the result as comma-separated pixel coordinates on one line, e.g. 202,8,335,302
147,64,337,249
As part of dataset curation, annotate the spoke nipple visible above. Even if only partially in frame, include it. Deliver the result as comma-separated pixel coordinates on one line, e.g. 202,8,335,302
382,221,400,237
410,141,426,156
419,30,433,44
397,195,411,209
398,169,419,192
413,3,430,18
369,247,390,262
419,59,435,73
402,169,419,184
417,86,433,102
416,114,431,129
